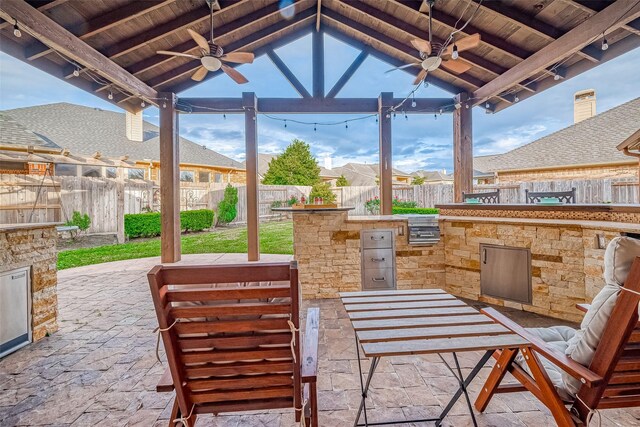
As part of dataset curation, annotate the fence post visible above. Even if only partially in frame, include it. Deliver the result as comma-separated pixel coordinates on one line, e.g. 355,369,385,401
116,180,125,243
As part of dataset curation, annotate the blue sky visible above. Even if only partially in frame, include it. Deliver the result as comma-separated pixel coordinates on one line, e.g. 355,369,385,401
1,32,639,173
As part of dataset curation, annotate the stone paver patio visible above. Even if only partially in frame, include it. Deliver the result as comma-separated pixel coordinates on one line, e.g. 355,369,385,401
2,253,640,426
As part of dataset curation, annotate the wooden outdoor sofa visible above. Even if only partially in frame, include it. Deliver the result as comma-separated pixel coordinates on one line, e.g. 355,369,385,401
475,236,640,426
148,261,319,427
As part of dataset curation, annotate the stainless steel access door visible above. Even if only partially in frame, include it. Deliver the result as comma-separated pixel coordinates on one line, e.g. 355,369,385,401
0,267,32,358
480,244,532,304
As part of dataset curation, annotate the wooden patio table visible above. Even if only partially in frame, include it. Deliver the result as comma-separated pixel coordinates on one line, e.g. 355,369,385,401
339,289,528,427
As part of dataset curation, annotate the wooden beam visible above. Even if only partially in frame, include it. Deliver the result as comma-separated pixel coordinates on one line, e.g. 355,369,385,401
266,49,311,98
326,50,368,98
316,0,322,31
102,0,241,60
159,92,181,263
470,0,600,62
25,0,176,61
379,92,393,216
472,0,640,106
0,1,157,104
243,92,259,262
147,7,317,90
0,0,66,30
178,97,453,114
312,30,324,98
323,25,464,95
453,93,472,203
491,33,640,112
565,1,640,36
0,34,140,113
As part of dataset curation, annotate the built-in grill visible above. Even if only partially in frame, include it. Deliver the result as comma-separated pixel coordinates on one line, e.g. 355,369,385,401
405,214,441,245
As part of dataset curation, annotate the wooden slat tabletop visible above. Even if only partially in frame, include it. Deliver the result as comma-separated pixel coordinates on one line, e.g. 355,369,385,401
340,289,527,357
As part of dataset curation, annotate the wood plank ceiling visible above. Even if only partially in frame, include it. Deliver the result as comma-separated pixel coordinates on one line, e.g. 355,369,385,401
1,0,638,113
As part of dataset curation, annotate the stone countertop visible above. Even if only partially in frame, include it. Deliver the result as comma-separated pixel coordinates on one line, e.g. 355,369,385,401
271,207,355,213
439,215,640,232
0,222,63,232
436,203,640,213
346,215,409,222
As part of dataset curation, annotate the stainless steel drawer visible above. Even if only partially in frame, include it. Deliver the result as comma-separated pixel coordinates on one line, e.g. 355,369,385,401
363,267,394,290
362,248,393,269
362,230,393,249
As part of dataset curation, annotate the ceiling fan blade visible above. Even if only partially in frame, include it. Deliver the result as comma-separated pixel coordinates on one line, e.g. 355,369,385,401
410,38,431,55
220,52,255,64
441,59,471,74
221,64,249,84
443,33,481,56
187,28,210,54
191,65,209,81
157,50,200,60
385,63,420,74
413,69,428,85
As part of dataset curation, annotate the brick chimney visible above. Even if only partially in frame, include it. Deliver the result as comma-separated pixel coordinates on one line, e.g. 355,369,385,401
126,111,143,141
574,89,596,124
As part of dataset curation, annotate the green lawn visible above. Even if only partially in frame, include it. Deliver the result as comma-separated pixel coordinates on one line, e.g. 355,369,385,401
58,221,293,270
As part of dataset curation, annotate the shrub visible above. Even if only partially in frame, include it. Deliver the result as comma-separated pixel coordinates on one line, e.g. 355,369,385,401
271,200,283,209
309,182,337,203
124,209,214,238
393,196,417,209
216,184,238,225
364,197,380,214
392,207,439,215
287,195,299,206
65,211,91,232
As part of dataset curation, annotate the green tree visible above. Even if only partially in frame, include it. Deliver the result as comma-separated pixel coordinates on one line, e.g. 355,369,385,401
262,139,321,185
411,176,425,185
216,184,238,226
336,174,349,187
309,182,337,204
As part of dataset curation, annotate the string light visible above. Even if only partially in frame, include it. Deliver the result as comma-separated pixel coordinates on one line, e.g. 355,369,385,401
601,33,608,51
73,68,80,77
13,20,21,38
451,44,459,60
141,100,146,107
411,94,417,108
423,81,429,88
345,123,348,129
554,73,561,81
162,101,167,108
485,102,490,108
107,91,113,100
223,114,226,120
313,123,317,131
404,111,408,120
514,95,519,103
375,115,379,123
434,114,437,120
284,120,287,128
385,113,391,119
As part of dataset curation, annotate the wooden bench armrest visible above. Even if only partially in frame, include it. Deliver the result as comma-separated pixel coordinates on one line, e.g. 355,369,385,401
576,303,590,313
301,307,320,383
482,307,603,387
156,366,174,393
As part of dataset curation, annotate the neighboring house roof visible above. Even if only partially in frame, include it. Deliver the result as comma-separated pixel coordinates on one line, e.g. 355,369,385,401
412,170,453,182
319,167,340,178
0,112,55,148
474,97,640,173
332,162,411,186
1,103,244,169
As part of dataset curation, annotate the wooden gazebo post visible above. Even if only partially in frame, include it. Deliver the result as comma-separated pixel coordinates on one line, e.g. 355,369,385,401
453,92,473,203
243,92,260,261
160,92,181,263
379,92,393,215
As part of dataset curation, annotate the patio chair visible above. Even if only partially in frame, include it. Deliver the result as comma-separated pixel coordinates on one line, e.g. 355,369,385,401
475,236,640,426
525,187,576,203
462,189,500,204
148,261,319,427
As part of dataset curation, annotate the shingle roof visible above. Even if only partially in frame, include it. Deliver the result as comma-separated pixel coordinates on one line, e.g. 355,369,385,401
1,103,243,169
0,113,56,148
411,170,453,182
332,163,411,186
473,97,640,173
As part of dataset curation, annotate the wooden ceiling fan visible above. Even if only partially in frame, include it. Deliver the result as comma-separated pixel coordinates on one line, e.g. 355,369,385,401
156,1,254,83
387,0,481,85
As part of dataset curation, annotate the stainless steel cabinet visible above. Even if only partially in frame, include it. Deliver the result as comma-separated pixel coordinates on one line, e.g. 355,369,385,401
480,244,531,304
361,229,396,290
0,267,31,358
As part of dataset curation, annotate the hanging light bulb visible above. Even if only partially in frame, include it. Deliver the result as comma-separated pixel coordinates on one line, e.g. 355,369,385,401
13,20,21,38
411,94,417,108
423,81,429,88
162,101,167,108
434,114,437,120
385,113,391,119
451,44,459,60
141,100,146,107
514,95,519,103
313,123,317,131
73,68,80,77
223,114,226,120
554,73,561,81
485,102,490,109
345,122,348,129
284,120,287,128
107,91,113,100
601,34,608,51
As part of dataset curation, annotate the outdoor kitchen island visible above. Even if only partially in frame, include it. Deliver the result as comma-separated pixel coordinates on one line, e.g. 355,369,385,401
286,204,640,322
